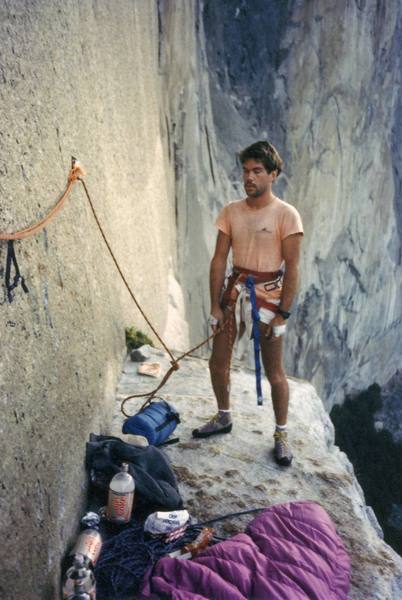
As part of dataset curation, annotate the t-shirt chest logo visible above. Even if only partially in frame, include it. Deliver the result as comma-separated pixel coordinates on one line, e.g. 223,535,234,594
255,226,273,234
245,223,273,234
244,217,274,234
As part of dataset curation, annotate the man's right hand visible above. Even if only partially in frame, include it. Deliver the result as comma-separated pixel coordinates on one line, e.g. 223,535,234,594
209,231,231,334
209,307,224,333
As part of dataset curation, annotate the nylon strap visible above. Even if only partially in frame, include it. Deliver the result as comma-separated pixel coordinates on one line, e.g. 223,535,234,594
245,275,263,405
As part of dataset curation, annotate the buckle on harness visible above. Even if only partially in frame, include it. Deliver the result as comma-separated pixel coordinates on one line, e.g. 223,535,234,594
263,270,283,292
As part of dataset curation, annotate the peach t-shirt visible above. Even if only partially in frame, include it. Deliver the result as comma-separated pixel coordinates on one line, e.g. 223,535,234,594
215,197,303,272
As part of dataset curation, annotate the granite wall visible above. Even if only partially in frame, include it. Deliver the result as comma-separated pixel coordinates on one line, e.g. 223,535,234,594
198,0,402,407
0,2,175,597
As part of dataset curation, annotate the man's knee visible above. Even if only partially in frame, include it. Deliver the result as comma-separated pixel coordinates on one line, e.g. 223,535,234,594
266,370,287,387
209,354,230,378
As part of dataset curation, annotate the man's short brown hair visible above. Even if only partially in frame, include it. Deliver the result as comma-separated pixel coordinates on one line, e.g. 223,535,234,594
239,141,283,176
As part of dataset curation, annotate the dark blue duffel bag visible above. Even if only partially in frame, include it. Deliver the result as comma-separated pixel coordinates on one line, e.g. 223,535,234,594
122,400,180,446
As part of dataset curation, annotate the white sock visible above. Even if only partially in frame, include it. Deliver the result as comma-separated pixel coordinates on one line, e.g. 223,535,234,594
218,409,231,422
219,409,231,413
275,423,287,432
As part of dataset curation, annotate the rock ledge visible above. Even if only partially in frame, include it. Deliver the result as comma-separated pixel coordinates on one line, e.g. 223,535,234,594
112,349,402,600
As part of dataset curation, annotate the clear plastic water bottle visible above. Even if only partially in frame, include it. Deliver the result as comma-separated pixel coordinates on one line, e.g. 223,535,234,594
70,512,102,569
62,512,101,599
106,462,135,524
62,554,96,599
69,581,91,600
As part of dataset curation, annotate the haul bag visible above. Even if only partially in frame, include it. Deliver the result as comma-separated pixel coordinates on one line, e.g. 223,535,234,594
122,400,180,446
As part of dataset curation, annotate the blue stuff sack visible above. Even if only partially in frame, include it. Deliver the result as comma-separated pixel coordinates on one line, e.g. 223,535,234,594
122,400,180,446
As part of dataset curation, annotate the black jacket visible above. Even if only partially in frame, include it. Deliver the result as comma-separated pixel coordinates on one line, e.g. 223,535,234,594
86,434,183,512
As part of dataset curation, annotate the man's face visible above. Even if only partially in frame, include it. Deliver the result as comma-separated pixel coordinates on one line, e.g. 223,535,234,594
242,159,276,198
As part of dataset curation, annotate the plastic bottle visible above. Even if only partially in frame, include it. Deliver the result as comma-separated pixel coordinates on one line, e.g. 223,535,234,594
106,462,135,524
62,554,96,599
70,512,102,569
62,512,101,599
69,581,91,600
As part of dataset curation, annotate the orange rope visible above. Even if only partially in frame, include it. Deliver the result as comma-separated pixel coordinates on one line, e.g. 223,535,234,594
0,159,228,417
119,313,233,417
76,170,235,417
79,177,178,364
0,159,84,241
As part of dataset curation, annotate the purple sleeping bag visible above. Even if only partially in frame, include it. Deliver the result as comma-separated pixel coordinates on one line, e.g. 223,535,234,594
141,500,350,599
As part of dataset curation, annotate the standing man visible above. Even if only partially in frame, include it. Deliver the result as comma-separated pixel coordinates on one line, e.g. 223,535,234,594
192,141,303,467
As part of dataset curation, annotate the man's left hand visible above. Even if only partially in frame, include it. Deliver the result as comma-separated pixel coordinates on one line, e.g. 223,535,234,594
265,314,286,340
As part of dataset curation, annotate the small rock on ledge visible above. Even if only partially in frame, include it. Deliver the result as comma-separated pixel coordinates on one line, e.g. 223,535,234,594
130,344,152,362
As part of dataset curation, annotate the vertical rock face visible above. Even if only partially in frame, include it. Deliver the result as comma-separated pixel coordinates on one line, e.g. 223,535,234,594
0,2,175,598
280,1,402,407
157,1,227,347
199,0,402,407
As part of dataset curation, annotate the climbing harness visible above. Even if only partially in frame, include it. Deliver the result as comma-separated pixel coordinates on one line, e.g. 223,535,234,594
245,275,264,405
221,266,282,317
0,159,232,413
220,266,283,405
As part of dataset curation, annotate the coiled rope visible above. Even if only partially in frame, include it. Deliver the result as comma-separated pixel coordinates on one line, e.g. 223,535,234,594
95,507,264,599
0,159,231,415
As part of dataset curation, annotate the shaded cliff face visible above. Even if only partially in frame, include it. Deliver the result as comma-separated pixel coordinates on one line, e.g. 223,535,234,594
199,0,402,406
157,1,225,349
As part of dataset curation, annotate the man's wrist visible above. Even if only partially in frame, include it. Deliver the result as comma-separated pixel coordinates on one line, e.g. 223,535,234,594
277,307,291,320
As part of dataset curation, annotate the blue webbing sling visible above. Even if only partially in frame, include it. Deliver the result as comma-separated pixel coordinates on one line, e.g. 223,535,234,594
245,275,264,405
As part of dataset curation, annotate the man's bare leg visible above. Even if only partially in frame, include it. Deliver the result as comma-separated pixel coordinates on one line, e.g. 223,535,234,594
192,308,237,438
209,308,237,410
259,331,289,425
259,326,293,465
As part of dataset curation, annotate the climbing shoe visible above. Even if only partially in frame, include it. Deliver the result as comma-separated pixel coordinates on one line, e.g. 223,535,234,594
273,430,293,466
192,413,233,439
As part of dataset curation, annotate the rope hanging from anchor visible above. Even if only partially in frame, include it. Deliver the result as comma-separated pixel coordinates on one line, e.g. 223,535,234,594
0,159,232,414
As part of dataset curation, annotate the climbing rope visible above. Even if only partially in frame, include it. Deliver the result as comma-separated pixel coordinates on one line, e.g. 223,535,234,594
0,160,83,241
0,159,232,414
79,171,233,414
79,176,177,364
95,506,265,599
95,521,205,599
119,317,233,416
